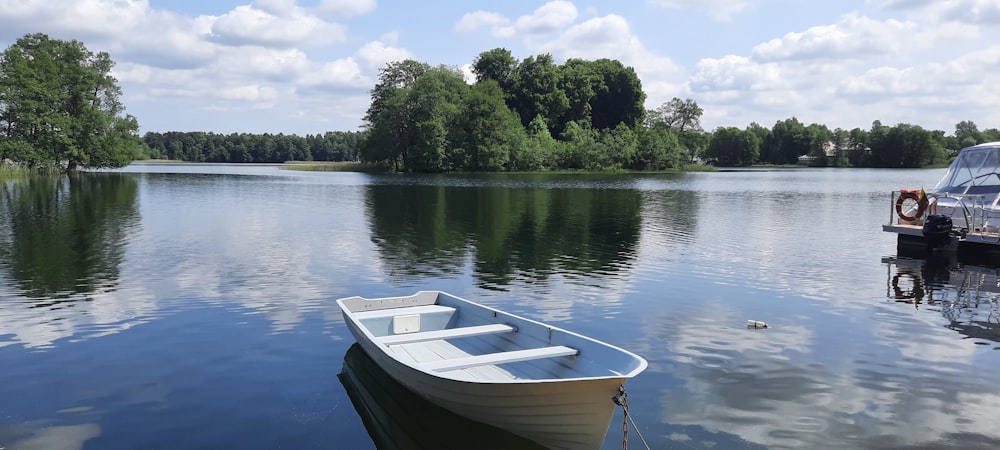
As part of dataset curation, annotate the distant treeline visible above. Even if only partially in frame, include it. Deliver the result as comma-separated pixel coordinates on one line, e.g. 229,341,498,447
139,47,1000,170
706,118,1000,168
141,131,363,163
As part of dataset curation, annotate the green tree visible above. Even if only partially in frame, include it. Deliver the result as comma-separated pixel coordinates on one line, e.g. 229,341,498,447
599,123,639,169
705,126,758,166
359,60,430,170
633,125,682,170
556,58,598,130
845,128,870,167
0,33,141,172
449,80,525,171
829,128,850,167
955,120,981,148
869,122,946,168
405,66,467,172
587,59,645,131
558,121,599,169
522,115,560,170
805,123,833,166
764,117,811,165
648,97,704,162
472,48,518,96
510,54,569,134
746,122,771,163
982,128,1000,144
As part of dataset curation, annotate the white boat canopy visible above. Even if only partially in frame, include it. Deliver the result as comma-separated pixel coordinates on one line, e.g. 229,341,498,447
934,142,1000,196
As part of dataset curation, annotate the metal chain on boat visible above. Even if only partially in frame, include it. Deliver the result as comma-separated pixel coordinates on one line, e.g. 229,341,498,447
613,385,650,450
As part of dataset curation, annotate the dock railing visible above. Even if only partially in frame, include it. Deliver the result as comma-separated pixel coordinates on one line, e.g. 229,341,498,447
888,190,990,231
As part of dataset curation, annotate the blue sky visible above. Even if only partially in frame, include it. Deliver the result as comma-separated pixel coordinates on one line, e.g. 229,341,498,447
1,0,999,136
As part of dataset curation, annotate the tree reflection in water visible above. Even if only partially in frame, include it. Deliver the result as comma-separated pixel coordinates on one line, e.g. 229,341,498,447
0,174,139,302
365,180,643,289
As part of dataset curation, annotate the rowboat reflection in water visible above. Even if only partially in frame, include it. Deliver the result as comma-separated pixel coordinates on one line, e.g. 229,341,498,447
338,343,547,450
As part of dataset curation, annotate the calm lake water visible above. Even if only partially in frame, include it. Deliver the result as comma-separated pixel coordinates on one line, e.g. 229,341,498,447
2,163,999,450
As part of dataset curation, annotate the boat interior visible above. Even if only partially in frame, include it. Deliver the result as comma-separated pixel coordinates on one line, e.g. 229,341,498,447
340,291,645,382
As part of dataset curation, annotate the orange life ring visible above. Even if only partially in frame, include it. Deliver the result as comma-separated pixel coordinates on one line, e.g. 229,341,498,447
895,190,927,221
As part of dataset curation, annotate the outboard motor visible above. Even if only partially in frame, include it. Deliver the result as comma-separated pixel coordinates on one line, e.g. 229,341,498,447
921,214,953,248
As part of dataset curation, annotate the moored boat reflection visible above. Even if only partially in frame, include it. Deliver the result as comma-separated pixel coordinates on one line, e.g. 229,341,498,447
884,256,1000,345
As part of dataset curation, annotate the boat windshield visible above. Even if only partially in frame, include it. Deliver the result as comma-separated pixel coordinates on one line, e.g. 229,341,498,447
933,143,1000,195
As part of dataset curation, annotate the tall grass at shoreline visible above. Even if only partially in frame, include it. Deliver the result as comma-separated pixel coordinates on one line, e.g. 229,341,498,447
0,165,40,178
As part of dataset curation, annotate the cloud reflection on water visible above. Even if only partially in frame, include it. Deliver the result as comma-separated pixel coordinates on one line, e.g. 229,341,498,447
644,266,1000,449
4,166,1000,449
0,423,101,450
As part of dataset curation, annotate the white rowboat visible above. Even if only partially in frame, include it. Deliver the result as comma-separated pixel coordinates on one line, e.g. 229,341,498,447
336,291,648,450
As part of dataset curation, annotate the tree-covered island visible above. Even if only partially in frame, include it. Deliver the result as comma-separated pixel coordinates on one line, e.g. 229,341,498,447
354,49,1000,171
3,35,999,174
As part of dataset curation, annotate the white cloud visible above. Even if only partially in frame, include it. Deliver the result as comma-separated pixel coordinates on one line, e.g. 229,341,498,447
688,54,841,129
209,4,346,47
299,57,370,89
459,64,476,84
0,0,149,38
882,0,936,9
887,0,1000,25
355,34,414,69
691,55,781,92
316,0,377,18
495,1,579,38
649,0,752,21
0,0,217,70
941,44,1000,84
0,0,384,132
940,0,1000,24
752,14,916,61
111,48,306,106
454,11,510,32
831,43,1000,125
535,14,686,106
218,47,311,81
455,8,686,107
112,15,220,69
539,14,635,59
839,66,922,96
253,0,298,16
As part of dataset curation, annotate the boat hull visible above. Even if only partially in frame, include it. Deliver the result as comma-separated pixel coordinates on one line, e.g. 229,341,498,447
337,291,647,450
345,319,623,449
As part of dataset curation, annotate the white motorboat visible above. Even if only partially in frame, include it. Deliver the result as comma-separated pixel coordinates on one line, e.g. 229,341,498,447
336,291,648,450
883,141,1000,257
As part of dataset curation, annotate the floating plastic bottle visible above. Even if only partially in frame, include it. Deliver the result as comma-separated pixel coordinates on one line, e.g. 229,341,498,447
747,320,768,329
